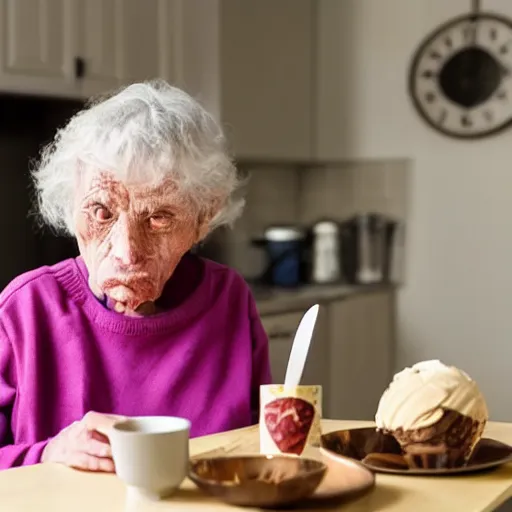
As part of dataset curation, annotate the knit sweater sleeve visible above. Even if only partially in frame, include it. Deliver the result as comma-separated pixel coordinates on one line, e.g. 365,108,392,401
248,291,272,424
0,321,49,468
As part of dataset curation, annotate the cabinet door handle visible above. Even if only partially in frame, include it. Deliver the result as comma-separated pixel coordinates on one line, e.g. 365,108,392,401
268,331,293,341
74,57,86,79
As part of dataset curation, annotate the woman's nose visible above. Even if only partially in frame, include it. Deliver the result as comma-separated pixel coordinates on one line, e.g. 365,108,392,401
110,219,144,267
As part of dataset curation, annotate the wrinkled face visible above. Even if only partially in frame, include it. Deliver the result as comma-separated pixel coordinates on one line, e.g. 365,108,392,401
75,171,209,314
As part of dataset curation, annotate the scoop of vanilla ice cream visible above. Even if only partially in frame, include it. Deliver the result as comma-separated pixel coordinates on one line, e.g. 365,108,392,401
375,360,488,431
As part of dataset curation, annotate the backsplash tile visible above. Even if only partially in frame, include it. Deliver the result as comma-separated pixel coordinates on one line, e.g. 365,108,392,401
299,164,355,223
242,165,300,233
204,165,300,278
202,159,410,279
300,159,410,224
353,161,388,201
382,159,409,220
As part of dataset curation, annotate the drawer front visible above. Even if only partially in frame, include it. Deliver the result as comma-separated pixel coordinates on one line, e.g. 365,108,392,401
261,308,330,416
260,311,303,342
261,311,303,384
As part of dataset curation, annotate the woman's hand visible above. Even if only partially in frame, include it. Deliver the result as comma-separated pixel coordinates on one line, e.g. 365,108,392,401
41,411,125,472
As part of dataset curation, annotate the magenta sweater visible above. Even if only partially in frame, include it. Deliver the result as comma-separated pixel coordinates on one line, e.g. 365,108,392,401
0,255,271,469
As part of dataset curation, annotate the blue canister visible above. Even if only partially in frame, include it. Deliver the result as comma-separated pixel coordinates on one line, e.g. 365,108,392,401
264,226,305,287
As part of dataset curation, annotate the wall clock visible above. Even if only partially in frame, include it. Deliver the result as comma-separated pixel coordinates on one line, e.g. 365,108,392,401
408,0,512,139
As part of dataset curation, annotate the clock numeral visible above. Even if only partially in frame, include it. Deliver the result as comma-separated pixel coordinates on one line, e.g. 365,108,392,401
463,25,477,42
421,70,435,79
444,36,453,48
439,108,448,125
461,114,473,127
499,43,509,55
425,92,436,104
429,50,442,60
496,89,507,100
490,27,498,41
483,110,494,122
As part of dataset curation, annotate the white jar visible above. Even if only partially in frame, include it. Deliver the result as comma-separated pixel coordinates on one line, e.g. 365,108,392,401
311,220,341,284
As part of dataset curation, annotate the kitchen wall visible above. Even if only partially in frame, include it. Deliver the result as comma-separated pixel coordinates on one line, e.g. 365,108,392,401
207,159,409,280
317,0,512,421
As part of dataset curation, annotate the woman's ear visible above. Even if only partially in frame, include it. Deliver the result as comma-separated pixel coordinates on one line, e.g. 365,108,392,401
194,198,224,243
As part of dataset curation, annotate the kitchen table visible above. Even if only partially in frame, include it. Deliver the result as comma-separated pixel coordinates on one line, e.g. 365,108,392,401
1,419,512,511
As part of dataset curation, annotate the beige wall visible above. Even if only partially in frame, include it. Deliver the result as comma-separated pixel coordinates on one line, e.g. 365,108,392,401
317,0,512,421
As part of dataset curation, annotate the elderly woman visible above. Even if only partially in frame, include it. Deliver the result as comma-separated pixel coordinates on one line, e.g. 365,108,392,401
0,80,272,471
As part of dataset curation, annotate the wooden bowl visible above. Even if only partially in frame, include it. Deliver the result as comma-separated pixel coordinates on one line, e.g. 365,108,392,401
189,455,327,508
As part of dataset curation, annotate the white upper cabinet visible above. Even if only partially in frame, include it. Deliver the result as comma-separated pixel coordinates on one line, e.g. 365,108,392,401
118,0,173,84
76,0,174,98
219,0,314,161
74,0,119,95
0,0,177,99
0,0,316,161
0,0,76,97
177,0,316,161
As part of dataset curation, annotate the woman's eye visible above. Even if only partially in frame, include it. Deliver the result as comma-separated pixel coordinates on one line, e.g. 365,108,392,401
149,214,172,229
93,205,113,222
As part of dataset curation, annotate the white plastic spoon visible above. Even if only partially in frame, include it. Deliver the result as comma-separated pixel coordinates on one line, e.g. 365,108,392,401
283,304,320,388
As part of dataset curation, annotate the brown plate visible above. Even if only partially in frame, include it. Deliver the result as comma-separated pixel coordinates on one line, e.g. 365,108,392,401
321,427,512,475
189,451,374,508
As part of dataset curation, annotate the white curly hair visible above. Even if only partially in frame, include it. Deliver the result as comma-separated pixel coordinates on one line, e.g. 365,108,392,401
31,79,245,235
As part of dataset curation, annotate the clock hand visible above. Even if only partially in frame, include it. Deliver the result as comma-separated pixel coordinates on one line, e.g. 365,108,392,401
470,0,480,46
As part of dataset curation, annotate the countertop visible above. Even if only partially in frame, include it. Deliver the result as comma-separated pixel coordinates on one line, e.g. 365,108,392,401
251,282,396,315
2,420,511,511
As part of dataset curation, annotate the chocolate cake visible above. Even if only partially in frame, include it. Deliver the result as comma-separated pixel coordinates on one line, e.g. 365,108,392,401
375,360,488,469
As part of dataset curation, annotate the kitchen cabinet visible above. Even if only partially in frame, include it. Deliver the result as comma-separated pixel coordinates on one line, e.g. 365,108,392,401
0,0,176,99
75,0,174,98
0,0,315,160
218,0,315,160
0,0,75,98
327,290,395,421
261,306,331,415
178,0,315,161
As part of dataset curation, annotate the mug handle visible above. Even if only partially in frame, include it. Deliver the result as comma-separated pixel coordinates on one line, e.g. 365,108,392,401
85,412,127,438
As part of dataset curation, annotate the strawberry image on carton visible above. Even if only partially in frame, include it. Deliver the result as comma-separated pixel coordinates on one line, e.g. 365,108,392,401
260,384,322,456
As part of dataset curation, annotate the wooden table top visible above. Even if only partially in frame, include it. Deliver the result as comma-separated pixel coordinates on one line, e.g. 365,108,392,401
1,419,512,511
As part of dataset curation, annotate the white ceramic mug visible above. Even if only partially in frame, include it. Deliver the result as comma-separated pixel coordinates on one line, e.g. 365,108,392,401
108,416,191,500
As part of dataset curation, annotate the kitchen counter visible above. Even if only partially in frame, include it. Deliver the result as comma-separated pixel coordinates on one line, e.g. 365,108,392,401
3,421,512,512
251,282,396,315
